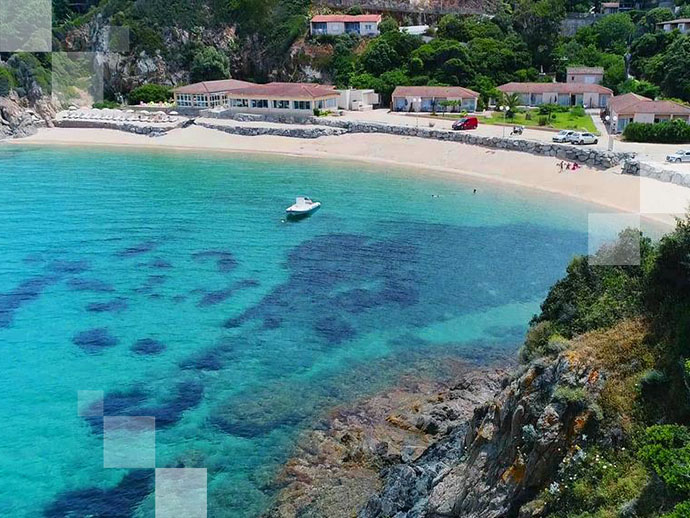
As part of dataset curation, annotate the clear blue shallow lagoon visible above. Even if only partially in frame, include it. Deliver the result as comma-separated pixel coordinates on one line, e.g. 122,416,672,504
0,145,621,517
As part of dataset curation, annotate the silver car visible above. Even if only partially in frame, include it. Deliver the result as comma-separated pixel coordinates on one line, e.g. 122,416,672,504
667,149,690,163
571,132,598,145
552,130,575,143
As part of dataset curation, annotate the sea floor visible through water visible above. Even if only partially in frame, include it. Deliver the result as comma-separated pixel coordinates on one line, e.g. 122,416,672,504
0,144,656,517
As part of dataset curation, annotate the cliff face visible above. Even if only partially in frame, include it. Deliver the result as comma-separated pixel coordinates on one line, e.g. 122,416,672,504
0,93,55,139
360,354,605,518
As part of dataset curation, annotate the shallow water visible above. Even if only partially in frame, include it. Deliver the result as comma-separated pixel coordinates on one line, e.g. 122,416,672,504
0,145,625,517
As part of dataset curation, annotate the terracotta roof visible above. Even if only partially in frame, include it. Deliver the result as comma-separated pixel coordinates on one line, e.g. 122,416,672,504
311,14,382,23
611,93,690,116
610,92,650,114
391,86,480,99
173,79,255,95
497,82,613,95
657,18,690,25
224,82,339,100
566,66,604,75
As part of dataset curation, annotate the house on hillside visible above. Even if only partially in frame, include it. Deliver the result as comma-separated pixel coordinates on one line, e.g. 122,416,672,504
609,92,690,133
310,14,382,37
497,82,612,108
566,66,604,85
600,2,620,14
391,86,479,112
658,18,690,33
174,80,340,115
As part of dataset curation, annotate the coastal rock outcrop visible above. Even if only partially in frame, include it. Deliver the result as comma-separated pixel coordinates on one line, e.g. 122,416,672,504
265,363,508,518
622,159,690,188
359,354,605,518
0,95,38,139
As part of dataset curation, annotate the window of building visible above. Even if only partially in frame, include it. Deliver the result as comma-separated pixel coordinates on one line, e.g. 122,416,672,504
176,94,192,107
273,100,291,109
210,93,226,107
193,95,208,107
231,99,248,108
312,22,327,34
251,99,269,109
293,100,312,110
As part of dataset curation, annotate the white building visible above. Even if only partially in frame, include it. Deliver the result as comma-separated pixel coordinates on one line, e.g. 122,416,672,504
310,14,382,37
337,89,380,111
391,86,479,112
609,92,690,133
658,18,690,33
566,66,604,85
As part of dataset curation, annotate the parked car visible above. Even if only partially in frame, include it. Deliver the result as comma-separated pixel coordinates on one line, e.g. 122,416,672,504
571,132,598,145
452,116,478,130
552,130,576,143
666,149,690,163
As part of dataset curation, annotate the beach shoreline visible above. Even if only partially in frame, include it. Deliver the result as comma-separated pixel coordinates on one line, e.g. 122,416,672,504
9,126,690,226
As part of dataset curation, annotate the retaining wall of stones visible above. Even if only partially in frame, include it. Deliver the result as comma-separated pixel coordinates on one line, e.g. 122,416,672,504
55,119,180,135
622,159,690,187
196,120,347,139
311,119,632,169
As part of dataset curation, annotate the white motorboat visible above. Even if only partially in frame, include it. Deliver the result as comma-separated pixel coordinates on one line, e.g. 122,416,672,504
285,196,321,218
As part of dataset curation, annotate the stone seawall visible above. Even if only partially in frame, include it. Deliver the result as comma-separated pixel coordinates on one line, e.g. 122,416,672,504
55,119,181,135
622,159,690,187
313,119,632,169
196,120,348,139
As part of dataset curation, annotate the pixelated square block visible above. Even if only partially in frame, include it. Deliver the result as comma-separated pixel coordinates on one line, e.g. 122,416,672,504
155,468,207,518
0,0,52,52
107,26,130,53
51,52,104,109
77,390,104,417
588,213,641,266
103,416,155,469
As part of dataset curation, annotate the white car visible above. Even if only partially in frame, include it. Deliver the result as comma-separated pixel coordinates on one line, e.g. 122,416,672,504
552,130,576,143
571,132,599,145
666,150,690,163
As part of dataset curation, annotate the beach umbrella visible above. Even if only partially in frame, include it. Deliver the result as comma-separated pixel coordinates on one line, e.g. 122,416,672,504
169,111,179,115
140,110,150,115
126,109,135,113
68,105,78,111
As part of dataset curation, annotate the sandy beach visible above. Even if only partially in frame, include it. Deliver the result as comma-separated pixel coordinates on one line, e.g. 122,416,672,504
11,125,690,225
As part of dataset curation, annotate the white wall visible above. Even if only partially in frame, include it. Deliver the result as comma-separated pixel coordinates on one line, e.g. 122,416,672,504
634,113,654,123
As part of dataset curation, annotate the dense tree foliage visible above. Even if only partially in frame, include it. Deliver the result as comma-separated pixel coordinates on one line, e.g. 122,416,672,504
521,215,690,517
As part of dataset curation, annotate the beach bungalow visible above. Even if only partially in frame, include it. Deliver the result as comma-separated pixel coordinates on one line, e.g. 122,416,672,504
310,14,382,37
609,92,690,133
497,82,613,108
658,18,690,33
173,79,257,109
566,66,604,85
337,88,380,111
174,81,340,116
391,86,480,113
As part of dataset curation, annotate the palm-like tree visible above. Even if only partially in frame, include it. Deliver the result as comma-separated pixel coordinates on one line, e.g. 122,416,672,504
501,92,521,119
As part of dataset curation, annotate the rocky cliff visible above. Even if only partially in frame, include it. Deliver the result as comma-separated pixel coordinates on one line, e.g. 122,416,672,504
357,353,605,518
0,93,55,140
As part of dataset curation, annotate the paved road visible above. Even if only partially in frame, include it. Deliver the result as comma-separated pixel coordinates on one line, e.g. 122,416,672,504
341,109,689,167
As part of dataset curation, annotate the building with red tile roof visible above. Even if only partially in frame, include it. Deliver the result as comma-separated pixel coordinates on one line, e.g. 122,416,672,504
173,80,340,115
609,92,690,133
310,14,382,37
497,82,613,108
391,86,479,112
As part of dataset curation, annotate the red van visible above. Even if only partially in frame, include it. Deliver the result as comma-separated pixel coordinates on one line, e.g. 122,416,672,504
452,116,478,130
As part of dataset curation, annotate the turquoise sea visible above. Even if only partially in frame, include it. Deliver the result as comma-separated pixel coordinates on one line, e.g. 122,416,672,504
0,145,633,517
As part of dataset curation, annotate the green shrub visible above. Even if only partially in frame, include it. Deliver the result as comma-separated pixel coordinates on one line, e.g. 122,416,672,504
128,84,172,104
637,425,690,494
663,501,690,518
570,105,586,118
0,66,16,97
538,115,548,126
623,120,690,144
92,100,120,109
553,385,590,408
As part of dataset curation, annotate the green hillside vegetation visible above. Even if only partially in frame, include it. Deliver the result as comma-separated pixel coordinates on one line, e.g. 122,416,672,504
519,217,690,517
1,1,689,107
